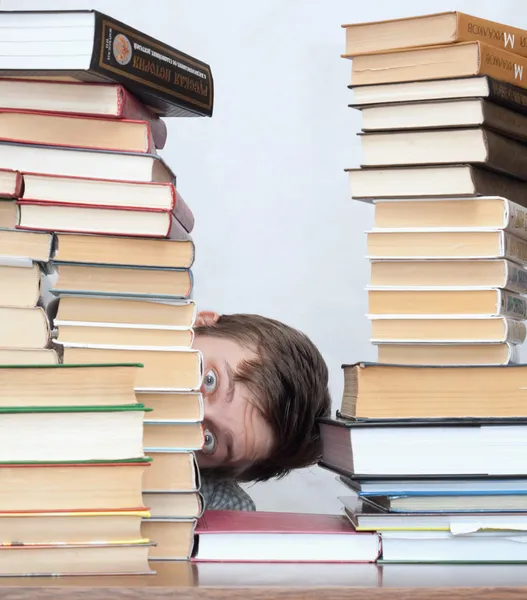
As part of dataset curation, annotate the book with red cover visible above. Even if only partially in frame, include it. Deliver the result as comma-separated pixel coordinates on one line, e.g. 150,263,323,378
21,172,194,233
193,510,380,563
0,168,21,198
0,79,167,148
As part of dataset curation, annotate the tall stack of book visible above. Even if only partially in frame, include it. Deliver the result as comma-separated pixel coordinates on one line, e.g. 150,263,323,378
0,9,212,565
0,363,152,576
345,11,527,367
318,12,527,565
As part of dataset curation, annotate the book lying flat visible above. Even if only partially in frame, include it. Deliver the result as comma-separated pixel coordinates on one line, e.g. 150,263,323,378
143,422,204,452
343,12,527,57
141,519,196,560
0,348,58,365
143,492,203,519
339,362,527,419
51,263,192,300
377,342,518,367
360,129,527,181
0,306,50,349
0,168,21,197
369,259,527,294
0,542,153,576
53,233,194,269
0,262,42,307
0,459,149,512
0,10,213,118
0,228,52,262
193,511,380,563
320,416,527,478
0,79,167,148
0,363,139,408
347,165,527,204
137,392,203,423
142,452,200,493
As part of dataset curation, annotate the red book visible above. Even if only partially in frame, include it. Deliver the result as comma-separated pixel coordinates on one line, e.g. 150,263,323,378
0,78,167,149
193,510,380,563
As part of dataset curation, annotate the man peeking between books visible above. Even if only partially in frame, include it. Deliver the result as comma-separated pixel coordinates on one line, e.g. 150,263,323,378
193,311,331,510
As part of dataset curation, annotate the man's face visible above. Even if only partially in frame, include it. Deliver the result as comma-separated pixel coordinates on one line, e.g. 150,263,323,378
192,334,274,470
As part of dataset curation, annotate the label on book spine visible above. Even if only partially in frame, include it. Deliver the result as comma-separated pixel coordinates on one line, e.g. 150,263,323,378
506,318,527,344
500,290,527,319
506,201,527,241
505,261,527,293
503,233,527,265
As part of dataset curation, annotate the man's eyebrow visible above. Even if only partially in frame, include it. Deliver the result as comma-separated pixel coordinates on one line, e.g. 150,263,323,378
224,361,236,405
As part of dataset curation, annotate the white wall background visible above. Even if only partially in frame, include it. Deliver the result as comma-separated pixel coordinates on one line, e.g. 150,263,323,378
5,0,526,513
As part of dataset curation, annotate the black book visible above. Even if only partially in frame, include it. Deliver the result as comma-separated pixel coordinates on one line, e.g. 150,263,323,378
0,10,213,117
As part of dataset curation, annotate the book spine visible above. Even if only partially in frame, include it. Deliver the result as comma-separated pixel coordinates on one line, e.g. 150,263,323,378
503,233,527,266
505,318,527,344
457,13,527,57
470,167,527,207
505,200,527,241
499,290,527,319
486,77,527,116
119,87,168,149
480,42,527,91
484,129,527,181
481,100,527,144
173,191,194,234
91,12,213,117
504,260,527,293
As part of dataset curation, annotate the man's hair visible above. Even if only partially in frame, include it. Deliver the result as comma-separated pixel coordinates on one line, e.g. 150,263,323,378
195,313,331,483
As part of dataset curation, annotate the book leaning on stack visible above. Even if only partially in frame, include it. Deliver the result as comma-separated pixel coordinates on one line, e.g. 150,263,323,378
0,9,212,568
317,11,527,566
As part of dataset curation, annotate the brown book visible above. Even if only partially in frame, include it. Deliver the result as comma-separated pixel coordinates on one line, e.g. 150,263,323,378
51,263,192,300
141,519,195,560
137,392,203,422
360,128,527,181
143,422,204,451
142,452,200,492
143,492,203,519
0,306,49,349
348,165,527,204
0,460,148,512
62,347,202,390
343,12,527,57
377,342,517,366
351,42,527,89
339,362,527,419
54,232,194,269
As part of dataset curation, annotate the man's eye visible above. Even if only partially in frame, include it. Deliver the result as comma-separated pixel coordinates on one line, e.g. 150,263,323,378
203,369,217,393
202,429,216,454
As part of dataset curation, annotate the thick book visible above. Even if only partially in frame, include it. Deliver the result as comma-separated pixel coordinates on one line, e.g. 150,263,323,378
0,363,139,408
359,99,527,142
0,10,213,118
380,530,527,564
0,142,174,183
0,168,21,197
17,201,188,238
0,262,42,307
0,110,156,153
0,228,52,262
0,509,149,545
143,422,204,452
24,173,194,233
0,405,146,462
368,288,527,319
0,305,50,349
137,392,203,423
370,316,526,344
52,296,196,328
377,342,518,366
193,511,380,563
374,197,527,240
369,259,527,294
367,230,527,264
343,12,527,57
51,262,193,300
0,459,149,512
319,416,527,478
351,41,527,88
339,362,527,420
61,347,202,391
360,128,527,181
0,542,153,576
143,492,203,519
141,519,196,560
142,452,200,492
0,79,167,148
347,165,527,204
0,348,58,365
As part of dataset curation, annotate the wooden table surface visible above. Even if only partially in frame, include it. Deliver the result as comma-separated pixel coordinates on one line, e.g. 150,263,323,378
1,562,527,599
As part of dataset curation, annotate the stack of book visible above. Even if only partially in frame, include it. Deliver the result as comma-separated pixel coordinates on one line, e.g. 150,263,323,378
344,11,527,367
0,9,212,566
0,363,152,576
318,11,527,565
